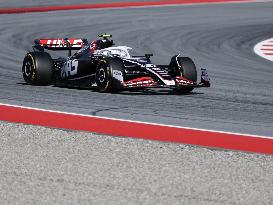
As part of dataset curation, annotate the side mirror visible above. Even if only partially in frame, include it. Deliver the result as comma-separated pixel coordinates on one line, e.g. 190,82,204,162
145,54,153,59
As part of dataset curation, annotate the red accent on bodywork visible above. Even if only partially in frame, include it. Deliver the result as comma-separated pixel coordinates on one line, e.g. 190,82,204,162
123,77,157,87
39,38,84,48
175,76,194,85
89,40,98,53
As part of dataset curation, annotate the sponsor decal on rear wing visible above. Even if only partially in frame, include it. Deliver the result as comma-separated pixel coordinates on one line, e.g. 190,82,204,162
35,38,87,50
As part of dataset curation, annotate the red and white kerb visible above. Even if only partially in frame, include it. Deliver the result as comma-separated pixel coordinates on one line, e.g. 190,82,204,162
254,38,273,62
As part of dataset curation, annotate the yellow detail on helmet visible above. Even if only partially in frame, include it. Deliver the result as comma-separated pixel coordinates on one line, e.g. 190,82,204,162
98,34,112,38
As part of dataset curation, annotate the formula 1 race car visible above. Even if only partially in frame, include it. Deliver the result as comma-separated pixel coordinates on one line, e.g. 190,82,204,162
22,34,210,93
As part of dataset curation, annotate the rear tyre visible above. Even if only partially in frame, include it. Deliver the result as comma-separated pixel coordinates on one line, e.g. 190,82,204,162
95,58,125,93
170,56,197,93
22,52,53,85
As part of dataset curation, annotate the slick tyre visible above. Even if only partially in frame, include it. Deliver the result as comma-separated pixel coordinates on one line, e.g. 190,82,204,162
96,58,125,93
22,52,53,85
170,56,197,93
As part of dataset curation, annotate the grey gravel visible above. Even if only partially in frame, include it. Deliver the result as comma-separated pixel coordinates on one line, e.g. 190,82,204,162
0,121,273,205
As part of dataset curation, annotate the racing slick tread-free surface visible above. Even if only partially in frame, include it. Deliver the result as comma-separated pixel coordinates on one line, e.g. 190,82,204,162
96,58,125,92
177,57,197,82
22,52,53,85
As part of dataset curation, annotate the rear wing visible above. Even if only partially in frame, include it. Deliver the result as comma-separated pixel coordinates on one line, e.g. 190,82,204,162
34,38,88,51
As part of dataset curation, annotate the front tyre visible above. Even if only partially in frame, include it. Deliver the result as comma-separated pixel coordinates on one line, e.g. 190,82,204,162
95,58,125,93
170,56,197,93
22,52,53,85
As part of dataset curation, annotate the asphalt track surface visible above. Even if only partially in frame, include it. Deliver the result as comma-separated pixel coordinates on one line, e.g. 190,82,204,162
1,1,273,204
0,1,273,136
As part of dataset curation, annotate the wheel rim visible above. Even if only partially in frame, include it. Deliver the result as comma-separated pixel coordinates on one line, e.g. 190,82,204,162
24,61,32,77
98,67,106,83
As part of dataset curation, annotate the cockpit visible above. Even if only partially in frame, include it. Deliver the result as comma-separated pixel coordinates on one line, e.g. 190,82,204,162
75,34,149,61
94,46,133,58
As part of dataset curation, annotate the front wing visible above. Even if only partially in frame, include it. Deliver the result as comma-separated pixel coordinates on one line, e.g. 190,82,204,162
122,69,210,89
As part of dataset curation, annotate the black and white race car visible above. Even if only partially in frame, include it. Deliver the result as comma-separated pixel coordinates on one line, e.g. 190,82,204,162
22,34,210,93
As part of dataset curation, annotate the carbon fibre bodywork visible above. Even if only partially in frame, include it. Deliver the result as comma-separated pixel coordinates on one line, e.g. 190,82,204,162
25,35,210,92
